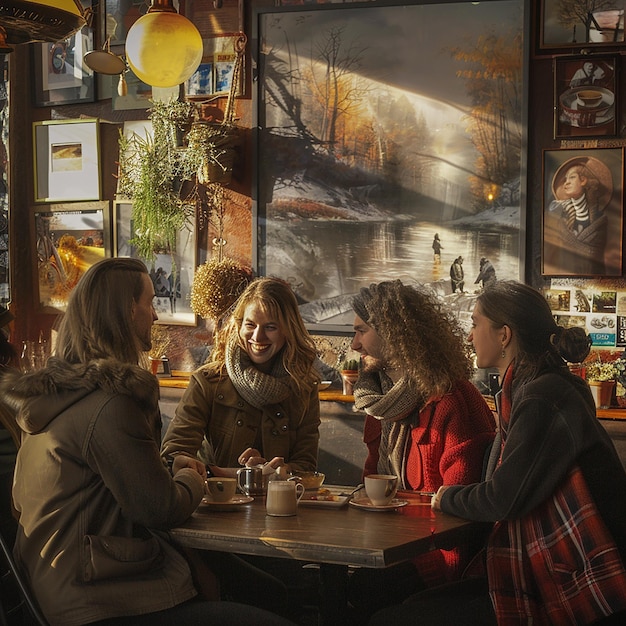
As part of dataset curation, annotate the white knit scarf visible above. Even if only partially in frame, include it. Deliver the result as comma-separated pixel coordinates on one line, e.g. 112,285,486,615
354,370,423,488
224,335,292,409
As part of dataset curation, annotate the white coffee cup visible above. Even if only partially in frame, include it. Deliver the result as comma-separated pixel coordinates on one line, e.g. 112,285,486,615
266,480,305,516
205,477,237,503
365,474,399,506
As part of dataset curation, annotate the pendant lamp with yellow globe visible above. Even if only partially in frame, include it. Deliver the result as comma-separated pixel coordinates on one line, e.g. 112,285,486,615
125,0,203,88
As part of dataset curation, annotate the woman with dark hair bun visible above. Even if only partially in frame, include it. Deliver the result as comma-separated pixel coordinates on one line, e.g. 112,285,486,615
370,280,626,625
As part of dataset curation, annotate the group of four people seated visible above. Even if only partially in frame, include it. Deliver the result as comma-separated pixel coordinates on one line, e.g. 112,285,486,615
1,257,626,625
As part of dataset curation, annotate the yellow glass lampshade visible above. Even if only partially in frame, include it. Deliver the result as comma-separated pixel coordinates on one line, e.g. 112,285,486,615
125,7,203,88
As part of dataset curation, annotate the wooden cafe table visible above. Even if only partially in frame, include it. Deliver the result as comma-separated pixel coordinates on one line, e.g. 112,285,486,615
169,490,480,626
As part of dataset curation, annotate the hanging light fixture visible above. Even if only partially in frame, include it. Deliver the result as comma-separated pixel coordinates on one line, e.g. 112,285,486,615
83,37,126,75
125,0,203,88
0,0,86,46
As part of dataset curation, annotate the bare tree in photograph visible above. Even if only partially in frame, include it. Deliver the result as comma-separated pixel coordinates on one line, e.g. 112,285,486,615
557,0,619,43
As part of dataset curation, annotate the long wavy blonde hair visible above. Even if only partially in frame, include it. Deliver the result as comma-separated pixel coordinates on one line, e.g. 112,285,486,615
211,277,319,394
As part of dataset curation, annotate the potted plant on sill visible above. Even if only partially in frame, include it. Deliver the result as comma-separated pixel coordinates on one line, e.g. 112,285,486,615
584,359,618,409
340,359,359,396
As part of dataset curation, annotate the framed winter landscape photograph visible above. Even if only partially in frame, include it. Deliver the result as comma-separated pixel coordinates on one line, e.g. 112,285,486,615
253,0,526,331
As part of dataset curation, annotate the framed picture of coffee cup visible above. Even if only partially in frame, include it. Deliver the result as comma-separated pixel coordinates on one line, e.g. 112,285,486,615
554,56,618,139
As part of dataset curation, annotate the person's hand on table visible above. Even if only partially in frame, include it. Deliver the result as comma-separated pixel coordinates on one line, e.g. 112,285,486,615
238,448,288,474
431,486,450,510
172,454,206,477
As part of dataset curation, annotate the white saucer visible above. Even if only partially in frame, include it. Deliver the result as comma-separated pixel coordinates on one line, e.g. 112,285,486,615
349,497,408,511
199,495,254,510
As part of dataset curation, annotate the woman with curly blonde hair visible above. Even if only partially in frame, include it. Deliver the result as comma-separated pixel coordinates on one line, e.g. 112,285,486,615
347,280,495,621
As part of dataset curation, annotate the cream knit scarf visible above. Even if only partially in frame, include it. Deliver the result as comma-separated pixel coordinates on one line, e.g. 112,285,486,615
354,370,423,489
224,336,292,409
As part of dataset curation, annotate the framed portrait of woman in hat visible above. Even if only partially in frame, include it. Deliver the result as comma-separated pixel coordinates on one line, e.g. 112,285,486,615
542,148,623,277
553,55,618,139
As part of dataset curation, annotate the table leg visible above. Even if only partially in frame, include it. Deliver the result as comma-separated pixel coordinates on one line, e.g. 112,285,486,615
318,563,349,626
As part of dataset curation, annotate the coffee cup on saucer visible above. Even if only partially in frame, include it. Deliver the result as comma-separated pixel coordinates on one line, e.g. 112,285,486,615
364,474,398,506
205,477,237,503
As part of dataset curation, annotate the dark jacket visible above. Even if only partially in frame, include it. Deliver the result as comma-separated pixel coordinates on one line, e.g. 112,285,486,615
1,358,204,626
440,368,626,561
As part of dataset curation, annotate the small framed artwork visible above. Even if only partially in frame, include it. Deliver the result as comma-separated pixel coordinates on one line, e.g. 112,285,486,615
542,148,623,277
114,201,197,326
554,55,617,138
185,63,214,99
35,201,111,311
540,0,625,50
33,119,101,203
183,34,243,100
33,0,95,106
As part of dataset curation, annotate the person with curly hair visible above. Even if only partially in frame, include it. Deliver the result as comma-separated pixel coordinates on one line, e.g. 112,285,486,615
347,280,496,620
371,281,626,625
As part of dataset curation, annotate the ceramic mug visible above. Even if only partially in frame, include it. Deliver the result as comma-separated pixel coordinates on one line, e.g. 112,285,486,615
364,474,398,506
205,477,237,503
237,466,269,496
266,480,305,516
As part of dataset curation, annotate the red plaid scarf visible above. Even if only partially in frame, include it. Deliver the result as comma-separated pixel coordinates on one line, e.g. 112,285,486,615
487,364,626,625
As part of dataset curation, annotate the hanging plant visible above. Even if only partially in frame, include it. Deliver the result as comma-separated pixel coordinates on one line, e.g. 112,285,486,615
190,256,253,323
117,99,197,260
116,34,247,260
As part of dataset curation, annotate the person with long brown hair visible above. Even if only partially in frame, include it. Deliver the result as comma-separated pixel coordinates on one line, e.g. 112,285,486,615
0,259,292,626
162,276,320,476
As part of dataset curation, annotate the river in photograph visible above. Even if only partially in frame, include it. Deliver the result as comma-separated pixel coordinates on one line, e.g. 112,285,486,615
266,218,520,306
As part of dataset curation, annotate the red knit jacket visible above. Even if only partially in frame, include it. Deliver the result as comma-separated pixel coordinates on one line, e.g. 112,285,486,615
362,379,496,585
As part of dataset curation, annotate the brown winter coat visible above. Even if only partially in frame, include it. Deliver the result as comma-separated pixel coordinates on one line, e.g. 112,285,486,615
1,358,205,626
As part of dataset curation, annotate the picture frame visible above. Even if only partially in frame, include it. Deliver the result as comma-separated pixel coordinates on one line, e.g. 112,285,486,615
33,119,101,203
33,0,95,107
542,148,623,277
114,201,197,326
254,0,526,332
183,35,243,100
104,0,148,46
540,0,625,50
35,201,111,312
554,55,618,138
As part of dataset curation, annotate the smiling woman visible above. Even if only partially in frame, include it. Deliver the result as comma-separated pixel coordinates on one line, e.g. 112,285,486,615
160,276,321,614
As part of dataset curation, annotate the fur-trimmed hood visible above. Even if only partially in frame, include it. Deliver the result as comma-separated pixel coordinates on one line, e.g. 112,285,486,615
0,357,158,435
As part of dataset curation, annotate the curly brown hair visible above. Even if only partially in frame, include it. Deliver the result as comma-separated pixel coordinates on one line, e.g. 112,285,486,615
353,280,473,397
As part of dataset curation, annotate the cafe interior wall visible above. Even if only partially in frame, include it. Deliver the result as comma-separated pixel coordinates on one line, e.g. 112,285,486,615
5,0,626,372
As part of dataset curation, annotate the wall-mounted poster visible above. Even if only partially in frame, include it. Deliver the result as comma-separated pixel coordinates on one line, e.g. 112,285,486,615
254,0,526,332
554,55,618,138
542,148,623,277
35,202,111,312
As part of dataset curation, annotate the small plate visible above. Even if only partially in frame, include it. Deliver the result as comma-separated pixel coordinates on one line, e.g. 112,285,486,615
300,486,351,508
349,497,409,512
198,495,254,511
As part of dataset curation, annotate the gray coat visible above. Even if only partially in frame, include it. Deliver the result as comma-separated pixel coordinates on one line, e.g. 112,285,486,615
1,358,204,626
